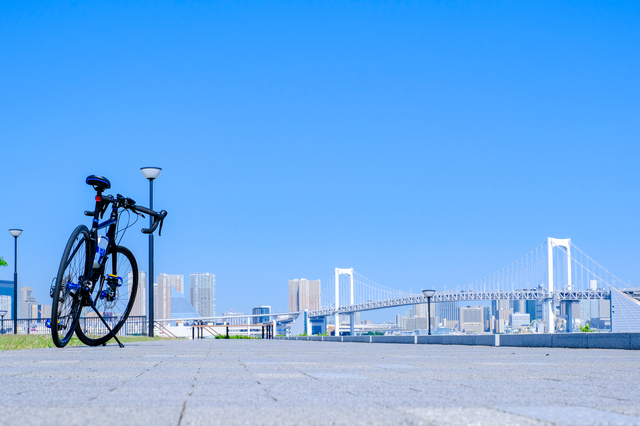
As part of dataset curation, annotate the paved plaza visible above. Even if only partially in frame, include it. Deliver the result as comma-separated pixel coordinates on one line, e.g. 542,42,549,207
1,339,640,425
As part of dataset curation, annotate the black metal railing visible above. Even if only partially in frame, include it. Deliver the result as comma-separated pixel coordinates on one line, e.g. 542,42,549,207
0,316,149,336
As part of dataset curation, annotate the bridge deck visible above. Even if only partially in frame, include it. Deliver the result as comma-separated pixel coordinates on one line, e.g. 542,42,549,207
310,289,610,317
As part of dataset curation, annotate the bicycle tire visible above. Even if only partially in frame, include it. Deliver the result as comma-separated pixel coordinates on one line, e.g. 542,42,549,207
51,225,90,348
75,245,139,346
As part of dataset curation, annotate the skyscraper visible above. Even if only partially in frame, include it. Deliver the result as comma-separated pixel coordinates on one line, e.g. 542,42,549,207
436,301,459,321
190,273,215,317
156,274,184,320
129,271,147,317
459,306,484,334
288,279,321,312
20,287,37,319
0,295,12,321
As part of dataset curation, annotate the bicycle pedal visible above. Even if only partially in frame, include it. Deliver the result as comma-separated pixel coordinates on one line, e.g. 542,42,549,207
107,274,123,288
45,319,51,329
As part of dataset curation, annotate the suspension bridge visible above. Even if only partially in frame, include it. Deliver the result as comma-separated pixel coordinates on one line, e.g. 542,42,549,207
307,237,640,334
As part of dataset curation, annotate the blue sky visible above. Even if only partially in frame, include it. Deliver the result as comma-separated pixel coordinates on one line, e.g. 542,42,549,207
1,1,639,320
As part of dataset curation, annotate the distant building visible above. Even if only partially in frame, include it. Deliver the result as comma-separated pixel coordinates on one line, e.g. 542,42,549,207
525,300,537,321
288,279,321,312
404,317,438,332
491,300,513,318
170,293,201,320
252,306,271,324
29,304,51,319
129,271,147,317
413,303,428,318
483,306,491,331
20,287,37,318
511,313,530,329
0,295,12,320
222,309,245,325
436,301,459,322
156,274,184,320
395,314,403,327
190,273,216,317
0,280,12,298
459,306,484,334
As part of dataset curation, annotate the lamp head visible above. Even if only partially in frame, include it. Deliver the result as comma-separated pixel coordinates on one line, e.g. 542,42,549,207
422,289,436,298
9,229,23,238
0,310,7,316
140,167,162,180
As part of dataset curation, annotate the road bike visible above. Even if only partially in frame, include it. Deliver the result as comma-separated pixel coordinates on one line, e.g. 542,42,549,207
49,175,167,348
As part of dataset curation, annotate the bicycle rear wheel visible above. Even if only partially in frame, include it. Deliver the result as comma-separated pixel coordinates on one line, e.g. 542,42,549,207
75,245,139,346
51,225,90,348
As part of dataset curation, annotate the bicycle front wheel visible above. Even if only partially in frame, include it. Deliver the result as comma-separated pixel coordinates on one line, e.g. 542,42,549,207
51,225,90,348
75,245,139,346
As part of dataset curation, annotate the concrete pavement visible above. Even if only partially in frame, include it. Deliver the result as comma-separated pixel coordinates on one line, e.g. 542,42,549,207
1,339,640,425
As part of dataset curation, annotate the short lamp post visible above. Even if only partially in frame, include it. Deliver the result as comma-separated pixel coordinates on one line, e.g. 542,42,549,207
141,167,162,337
422,289,436,335
0,309,7,334
9,229,22,335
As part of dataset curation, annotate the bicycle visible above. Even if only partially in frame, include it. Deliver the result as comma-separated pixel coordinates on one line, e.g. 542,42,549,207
49,175,167,348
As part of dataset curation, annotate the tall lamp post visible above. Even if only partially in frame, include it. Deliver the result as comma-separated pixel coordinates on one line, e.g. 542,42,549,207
422,289,436,335
141,167,162,337
9,229,23,334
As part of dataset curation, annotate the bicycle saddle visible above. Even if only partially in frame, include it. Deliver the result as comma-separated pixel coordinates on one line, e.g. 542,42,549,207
86,175,111,192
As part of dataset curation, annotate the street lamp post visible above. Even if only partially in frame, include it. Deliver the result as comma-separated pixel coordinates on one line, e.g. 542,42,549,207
422,289,436,335
141,167,162,337
0,310,7,334
9,229,23,334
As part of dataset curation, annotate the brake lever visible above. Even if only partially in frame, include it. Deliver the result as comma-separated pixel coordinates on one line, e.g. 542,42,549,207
158,218,165,236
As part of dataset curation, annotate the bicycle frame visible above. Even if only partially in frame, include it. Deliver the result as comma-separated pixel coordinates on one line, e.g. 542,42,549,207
82,193,128,308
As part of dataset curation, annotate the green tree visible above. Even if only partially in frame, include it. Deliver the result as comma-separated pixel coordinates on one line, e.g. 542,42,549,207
0,256,7,267
579,322,594,332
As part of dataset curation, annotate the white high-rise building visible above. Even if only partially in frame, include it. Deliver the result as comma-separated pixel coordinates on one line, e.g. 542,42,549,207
0,295,11,320
129,271,147,317
288,279,321,312
190,273,216,317
156,274,184,320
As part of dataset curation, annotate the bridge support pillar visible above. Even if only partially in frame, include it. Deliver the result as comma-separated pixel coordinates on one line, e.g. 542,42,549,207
566,301,573,332
547,301,555,334
349,313,355,336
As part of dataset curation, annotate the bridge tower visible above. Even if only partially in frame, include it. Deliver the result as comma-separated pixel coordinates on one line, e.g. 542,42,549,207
335,268,354,336
547,238,571,333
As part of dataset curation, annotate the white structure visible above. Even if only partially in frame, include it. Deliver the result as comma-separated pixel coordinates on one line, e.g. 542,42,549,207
547,238,571,333
129,271,146,317
0,295,12,320
289,279,321,312
611,288,640,332
511,313,530,329
156,274,184,321
190,273,216,317
334,268,354,336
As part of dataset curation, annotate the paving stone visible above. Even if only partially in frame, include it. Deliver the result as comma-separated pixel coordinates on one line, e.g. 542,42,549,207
1,339,639,425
